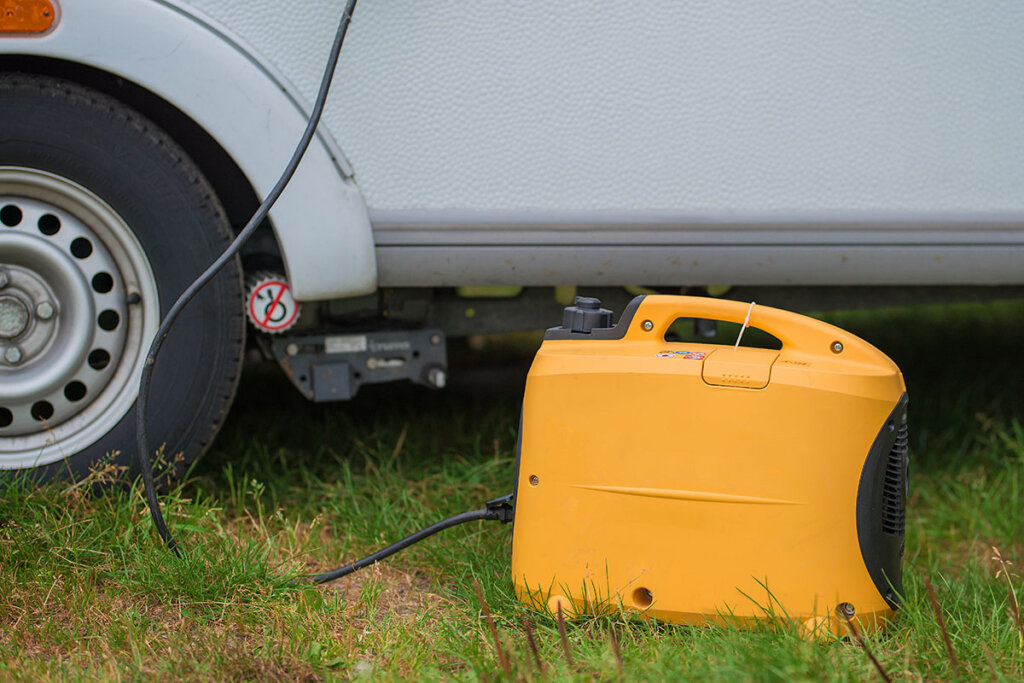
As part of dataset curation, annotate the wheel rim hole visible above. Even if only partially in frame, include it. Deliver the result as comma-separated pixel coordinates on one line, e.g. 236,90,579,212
30,401,54,422
37,213,61,236
88,349,111,370
0,204,22,227
0,408,11,428
64,381,87,402
70,237,93,259
97,310,120,331
91,272,114,294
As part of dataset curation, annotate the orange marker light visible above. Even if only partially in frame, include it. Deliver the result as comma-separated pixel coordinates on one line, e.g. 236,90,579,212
0,0,57,34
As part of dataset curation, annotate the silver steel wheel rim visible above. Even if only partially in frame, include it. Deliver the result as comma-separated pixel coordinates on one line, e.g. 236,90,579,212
0,168,159,468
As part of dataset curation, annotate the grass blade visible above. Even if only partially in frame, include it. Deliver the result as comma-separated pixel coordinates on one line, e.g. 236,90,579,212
992,546,1024,649
523,619,545,676
474,580,511,677
609,624,624,678
837,604,892,683
556,604,575,669
922,576,962,678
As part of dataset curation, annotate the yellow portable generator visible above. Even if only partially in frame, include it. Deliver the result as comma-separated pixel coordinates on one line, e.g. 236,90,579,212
511,295,908,635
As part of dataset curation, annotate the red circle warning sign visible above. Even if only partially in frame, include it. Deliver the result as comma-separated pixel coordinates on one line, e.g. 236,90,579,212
247,279,300,332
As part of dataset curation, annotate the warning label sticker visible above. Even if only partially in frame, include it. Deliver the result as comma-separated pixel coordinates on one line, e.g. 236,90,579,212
247,280,299,332
656,350,708,360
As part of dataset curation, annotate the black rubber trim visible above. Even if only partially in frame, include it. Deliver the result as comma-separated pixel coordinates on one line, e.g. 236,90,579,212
856,392,909,609
543,295,646,340
511,411,523,519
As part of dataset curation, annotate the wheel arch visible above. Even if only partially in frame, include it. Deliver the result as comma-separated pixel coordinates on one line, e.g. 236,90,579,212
0,0,377,300
0,55,269,250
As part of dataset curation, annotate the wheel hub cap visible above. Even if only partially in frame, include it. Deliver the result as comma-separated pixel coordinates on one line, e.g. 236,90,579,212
0,167,158,466
0,201,128,435
0,295,29,339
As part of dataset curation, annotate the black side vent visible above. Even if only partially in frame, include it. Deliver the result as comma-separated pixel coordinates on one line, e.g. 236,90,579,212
881,423,909,535
857,393,909,608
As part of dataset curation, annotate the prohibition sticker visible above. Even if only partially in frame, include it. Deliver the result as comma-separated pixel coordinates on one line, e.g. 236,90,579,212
247,279,300,332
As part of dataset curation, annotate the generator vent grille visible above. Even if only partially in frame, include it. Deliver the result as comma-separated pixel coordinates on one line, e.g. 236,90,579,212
881,423,908,535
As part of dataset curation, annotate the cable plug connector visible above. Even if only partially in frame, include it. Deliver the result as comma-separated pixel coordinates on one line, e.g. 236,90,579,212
485,493,515,524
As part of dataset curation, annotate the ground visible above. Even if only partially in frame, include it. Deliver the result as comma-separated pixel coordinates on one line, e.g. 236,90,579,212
1,298,1022,681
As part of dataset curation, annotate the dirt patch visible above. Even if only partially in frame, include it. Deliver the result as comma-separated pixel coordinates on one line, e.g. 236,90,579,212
276,520,451,619
320,562,448,619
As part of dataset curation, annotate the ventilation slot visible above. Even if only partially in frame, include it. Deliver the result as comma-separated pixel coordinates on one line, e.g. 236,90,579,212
881,423,908,535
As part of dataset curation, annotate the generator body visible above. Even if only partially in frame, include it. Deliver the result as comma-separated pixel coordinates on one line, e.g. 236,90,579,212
511,295,908,634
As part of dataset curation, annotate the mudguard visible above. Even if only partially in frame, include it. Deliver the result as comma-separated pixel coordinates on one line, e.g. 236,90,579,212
0,0,377,300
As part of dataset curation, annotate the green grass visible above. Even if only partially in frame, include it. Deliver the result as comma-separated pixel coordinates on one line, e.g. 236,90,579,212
2,298,1023,681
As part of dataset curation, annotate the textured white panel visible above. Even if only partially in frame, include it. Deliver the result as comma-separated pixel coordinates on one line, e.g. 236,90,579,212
179,0,1024,213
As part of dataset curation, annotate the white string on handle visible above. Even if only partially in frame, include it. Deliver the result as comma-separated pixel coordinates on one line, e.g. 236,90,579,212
733,301,756,351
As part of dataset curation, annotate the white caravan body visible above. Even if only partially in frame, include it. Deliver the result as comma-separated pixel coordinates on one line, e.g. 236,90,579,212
3,0,1024,297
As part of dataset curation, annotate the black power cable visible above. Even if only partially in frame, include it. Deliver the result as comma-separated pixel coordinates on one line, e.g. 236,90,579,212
313,496,513,583
135,0,360,557
132,0,514,579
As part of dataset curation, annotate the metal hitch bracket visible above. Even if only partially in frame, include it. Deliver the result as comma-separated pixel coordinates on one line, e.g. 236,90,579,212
270,329,447,402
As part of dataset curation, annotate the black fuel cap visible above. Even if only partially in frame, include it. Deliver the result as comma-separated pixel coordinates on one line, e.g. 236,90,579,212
562,296,613,333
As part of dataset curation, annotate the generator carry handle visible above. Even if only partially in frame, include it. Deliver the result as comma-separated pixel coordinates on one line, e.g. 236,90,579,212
628,295,890,364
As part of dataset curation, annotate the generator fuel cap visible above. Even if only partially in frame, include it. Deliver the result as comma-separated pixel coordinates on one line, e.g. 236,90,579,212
561,296,613,333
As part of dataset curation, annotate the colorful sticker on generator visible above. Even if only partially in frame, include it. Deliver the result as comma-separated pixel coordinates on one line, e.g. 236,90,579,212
656,350,707,359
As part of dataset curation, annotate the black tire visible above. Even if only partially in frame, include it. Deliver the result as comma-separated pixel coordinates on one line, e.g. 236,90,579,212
0,73,244,482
